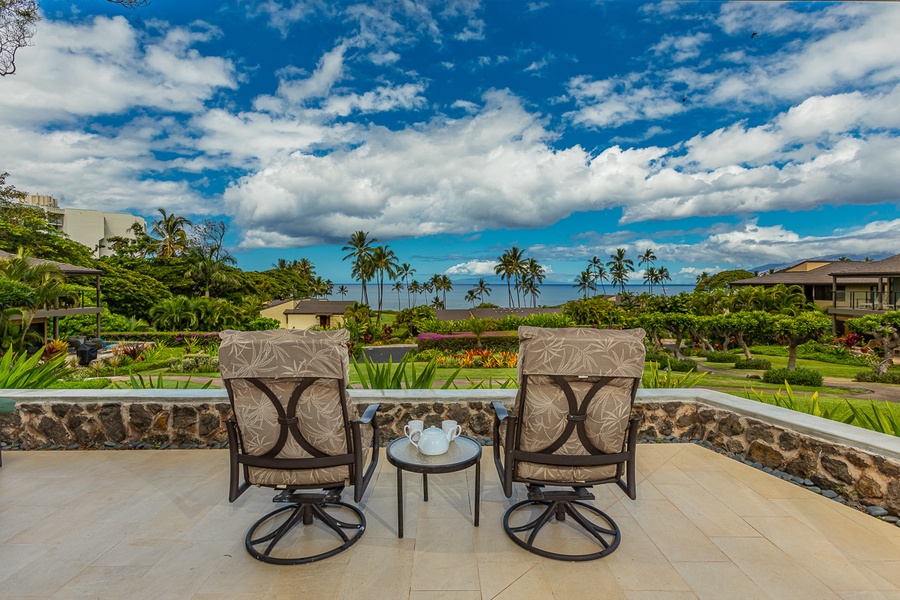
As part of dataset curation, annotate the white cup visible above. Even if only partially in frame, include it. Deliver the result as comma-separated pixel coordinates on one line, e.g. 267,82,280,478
404,419,424,441
442,419,462,441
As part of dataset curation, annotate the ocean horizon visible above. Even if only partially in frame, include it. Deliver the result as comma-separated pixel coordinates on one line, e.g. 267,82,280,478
322,283,695,311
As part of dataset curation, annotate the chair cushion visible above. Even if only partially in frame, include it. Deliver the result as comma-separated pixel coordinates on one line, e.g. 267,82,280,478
219,329,350,380
518,326,645,379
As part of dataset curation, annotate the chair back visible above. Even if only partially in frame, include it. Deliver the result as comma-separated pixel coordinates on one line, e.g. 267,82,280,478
218,329,356,488
509,326,645,484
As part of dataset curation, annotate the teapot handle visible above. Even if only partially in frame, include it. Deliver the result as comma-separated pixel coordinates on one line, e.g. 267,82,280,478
409,429,421,449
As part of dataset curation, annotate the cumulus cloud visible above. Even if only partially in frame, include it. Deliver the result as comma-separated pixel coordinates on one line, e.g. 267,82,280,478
445,260,497,275
565,74,684,129
651,32,711,62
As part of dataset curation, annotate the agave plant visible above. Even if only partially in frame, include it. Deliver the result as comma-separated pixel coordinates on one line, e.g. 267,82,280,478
115,373,212,389
845,399,900,437
352,353,462,389
0,350,71,388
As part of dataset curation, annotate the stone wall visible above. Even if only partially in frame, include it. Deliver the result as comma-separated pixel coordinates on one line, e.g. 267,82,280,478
1,389,898,517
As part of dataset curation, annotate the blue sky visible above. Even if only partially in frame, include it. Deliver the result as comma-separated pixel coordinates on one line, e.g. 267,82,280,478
3,0,900,284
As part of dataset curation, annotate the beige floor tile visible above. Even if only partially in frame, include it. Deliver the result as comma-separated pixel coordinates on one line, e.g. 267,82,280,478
744,516,897,591
542,558,627,600
338,538,415,600
771,498,900,563
713,536,841,599
477,561,541,600
135,539,236,597
715,459,812,499
269,558,346,600
0,543,50,583
490,563,555,600
667,444,725,471
624,593,699,600
603,515,692,592
865,562,900,588
409,593,482,600
672,561,767,600
681,469,789,517
412,517,479,591
49,565,151,599
623,499,728,562
837,593,900,600
655,483,760,538
645,463,696,486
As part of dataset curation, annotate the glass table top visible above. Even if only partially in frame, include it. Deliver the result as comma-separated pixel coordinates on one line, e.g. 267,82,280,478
386,435,482,470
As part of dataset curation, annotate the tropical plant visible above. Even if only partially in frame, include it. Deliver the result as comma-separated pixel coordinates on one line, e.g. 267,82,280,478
770,311,831,370
495,246,525,307
607,248,634,293
845,399,900,437
184,246,239,298
115,373,213,389
641,358,707,388
150,208,192,257
574,268,595,299
342,231,377,304
846,311,900,375
351,353,462,389
745,383,853,423
0,350,71,388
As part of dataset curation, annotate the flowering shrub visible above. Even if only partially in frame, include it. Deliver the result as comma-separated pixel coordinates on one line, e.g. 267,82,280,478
834,333,863,349
417,331,518,353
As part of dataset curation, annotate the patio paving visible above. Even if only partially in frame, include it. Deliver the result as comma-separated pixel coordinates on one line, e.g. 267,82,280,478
1,443,899,599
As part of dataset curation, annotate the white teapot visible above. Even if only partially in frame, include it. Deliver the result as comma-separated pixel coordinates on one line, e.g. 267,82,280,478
409,426,451,455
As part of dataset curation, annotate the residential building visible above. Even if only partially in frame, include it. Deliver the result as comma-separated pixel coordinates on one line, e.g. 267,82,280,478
21,194,145,258
261,299,354,330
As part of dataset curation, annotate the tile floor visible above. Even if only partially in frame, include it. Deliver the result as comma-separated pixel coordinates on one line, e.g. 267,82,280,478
1,443,899,599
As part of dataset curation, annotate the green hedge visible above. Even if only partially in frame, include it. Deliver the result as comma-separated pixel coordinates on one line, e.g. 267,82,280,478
704,351,737,364
102,332,221,348
416,332,519,353
734,358,772,370
854,371,900,384
48,378,112,389
168,353,219,373
762,367,823,387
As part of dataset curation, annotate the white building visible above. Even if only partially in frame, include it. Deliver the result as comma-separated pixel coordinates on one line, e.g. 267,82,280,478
22,194,145,258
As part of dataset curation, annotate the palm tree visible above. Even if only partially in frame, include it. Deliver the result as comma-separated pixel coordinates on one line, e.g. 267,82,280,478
151,209,193,257
657,266,671,295
574,269,595,299
149,296,197,331
337,285,349,300
495,247,525,307
428,274,443,307
638,248,656,285
523,258,545,307
393,281,404,310
397,263,415,309
464,289,478,307
371,245,399,325
342,231,377,305
473,278,492,304
643,266,658,295
607,248,634,294
408,280,420,307
440,274,452,307
184,247,239,298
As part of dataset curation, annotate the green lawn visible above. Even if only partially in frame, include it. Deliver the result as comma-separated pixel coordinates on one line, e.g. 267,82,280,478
699,355,866,379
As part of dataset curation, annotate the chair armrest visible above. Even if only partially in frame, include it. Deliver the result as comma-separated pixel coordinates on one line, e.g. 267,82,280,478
354,403,380,425
491,401,509,421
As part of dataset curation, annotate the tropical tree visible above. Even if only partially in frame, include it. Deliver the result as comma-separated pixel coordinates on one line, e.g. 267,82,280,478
638,248,657,291
183,247,239,298
151,209,192,258
342,231,376,305
657,266,671,295
408,280,421,307
495,246,526,307
589,256,608,295
771,311,832,370
370,245,399,325
393,280,404,309
0,249,73,351
148,296,198,331
440,274,452,307
523,258,545,308
607,248,634,294
337,284,348,300
464,289,477,306
643,266,658,295
574,269,595,299
846,311,900,375
397,263,415,309
473,278,492,304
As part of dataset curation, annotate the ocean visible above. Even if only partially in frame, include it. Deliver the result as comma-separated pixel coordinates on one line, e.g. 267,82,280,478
326,283,695,311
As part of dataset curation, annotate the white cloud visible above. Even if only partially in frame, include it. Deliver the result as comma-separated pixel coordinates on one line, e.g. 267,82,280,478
0,17,236,122
566,74,683,129
651,32,711,62
445,260,497,275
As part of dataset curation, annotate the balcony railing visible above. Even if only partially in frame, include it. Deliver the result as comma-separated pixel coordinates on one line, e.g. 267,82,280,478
834,291,900,311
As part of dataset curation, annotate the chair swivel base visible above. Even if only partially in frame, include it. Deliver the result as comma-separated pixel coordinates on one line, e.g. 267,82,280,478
502,487,621,561
245,489,365,565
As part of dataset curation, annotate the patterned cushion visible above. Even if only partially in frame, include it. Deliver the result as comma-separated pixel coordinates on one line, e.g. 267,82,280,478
509,327,645,484
219,329,359,487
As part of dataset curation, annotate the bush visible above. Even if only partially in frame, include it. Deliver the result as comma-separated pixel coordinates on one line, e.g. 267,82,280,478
762,367,823,387
666,358,698,372
101,332,222,348
704,351,736,364
168,353,220,373
854,371,900,384
645,350,671,364
734,358,772,370
417,331,519,353
48,378,112,389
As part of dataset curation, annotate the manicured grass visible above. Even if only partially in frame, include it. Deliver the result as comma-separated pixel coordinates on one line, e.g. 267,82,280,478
697,355,866,379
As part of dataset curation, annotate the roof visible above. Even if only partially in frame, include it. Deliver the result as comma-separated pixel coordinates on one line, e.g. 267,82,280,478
827,254,900,277
263,298,292,309
434,309,473,321
730,259,880,286
0,249,103,276
283,299,355,315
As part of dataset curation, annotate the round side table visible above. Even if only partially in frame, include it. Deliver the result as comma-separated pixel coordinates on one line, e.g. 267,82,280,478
385,435,482,538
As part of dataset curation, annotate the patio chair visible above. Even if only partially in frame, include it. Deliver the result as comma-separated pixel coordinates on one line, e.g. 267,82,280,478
491,326,646,561
91,337,118,350
218,329,380,565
